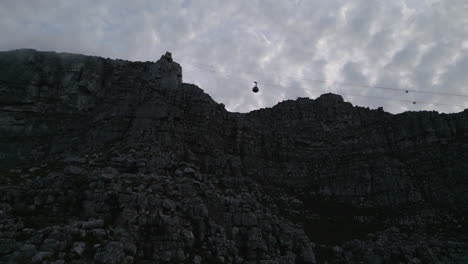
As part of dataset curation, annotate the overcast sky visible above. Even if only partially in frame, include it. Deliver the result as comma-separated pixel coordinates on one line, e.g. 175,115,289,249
1,0,467,113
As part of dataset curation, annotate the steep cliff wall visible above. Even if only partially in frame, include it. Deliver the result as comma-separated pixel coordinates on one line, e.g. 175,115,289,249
1,49,467,263
4,49,466,209
0,49,182,166
242,96,468,208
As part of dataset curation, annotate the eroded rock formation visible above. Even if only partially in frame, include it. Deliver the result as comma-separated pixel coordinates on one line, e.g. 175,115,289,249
0,49,467,263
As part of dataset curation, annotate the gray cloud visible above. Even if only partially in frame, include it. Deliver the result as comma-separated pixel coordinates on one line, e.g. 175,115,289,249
1,0,467,113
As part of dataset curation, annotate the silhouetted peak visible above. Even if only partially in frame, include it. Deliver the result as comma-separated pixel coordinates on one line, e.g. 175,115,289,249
315,93,344,104
160,51,173,62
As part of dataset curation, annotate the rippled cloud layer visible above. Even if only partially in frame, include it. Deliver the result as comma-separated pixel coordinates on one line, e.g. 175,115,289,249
1,0,467,113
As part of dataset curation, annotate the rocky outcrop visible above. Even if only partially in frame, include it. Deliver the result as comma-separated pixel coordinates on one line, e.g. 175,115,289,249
0,49,181,167
1,49,467,263
242,96,468,209
1,149,316,263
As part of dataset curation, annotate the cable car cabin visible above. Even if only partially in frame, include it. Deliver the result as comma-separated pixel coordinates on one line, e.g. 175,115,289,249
252,81,259,93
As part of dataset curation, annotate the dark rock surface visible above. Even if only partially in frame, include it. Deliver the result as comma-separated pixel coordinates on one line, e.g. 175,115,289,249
1,49,467,263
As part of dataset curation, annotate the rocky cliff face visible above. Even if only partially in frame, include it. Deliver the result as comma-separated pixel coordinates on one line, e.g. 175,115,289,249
0,49,467,263
0,49,182,166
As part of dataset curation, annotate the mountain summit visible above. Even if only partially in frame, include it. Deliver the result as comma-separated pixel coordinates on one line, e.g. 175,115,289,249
1,49,467,263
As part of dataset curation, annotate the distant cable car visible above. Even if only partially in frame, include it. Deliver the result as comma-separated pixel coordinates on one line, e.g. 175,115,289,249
413,101,416,104
252,81,259,93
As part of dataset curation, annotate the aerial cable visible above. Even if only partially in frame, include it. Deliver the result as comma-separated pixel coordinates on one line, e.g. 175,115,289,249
182,62,467,109
182,60,468,98
338,92,465,108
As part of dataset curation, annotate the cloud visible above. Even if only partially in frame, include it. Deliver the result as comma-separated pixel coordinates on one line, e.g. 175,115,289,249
0,0,467,113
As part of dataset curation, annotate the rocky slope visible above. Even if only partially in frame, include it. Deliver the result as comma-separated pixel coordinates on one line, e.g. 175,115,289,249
0,49,467,263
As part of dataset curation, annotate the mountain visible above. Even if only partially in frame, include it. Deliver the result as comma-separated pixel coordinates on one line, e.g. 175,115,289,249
0,49,467,263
